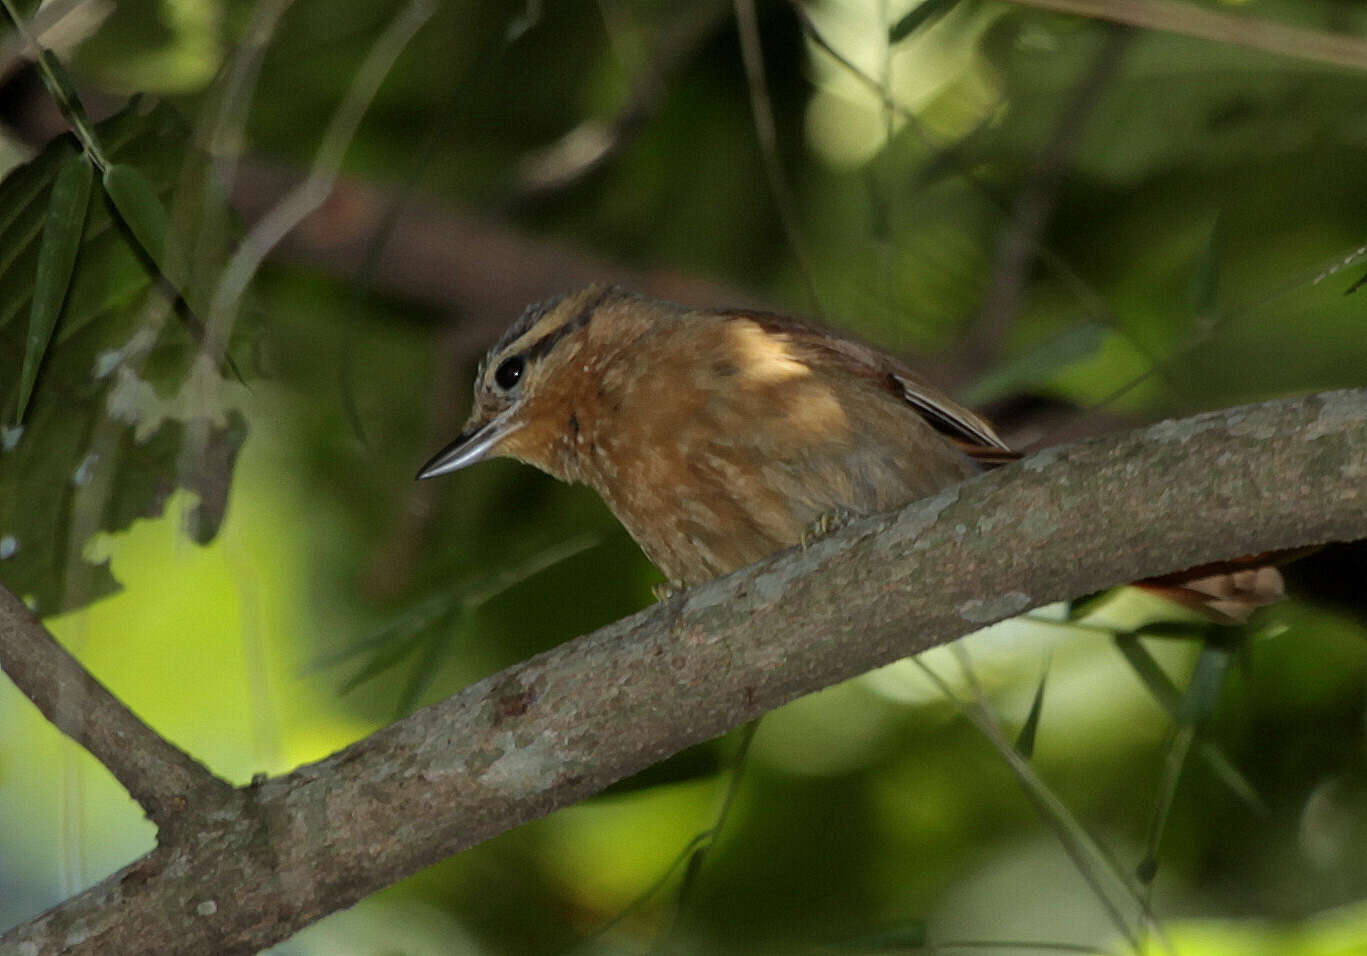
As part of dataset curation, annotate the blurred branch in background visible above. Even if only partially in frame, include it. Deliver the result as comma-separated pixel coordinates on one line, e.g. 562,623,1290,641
204,0,435,352
0,0,110,85
1004,0,1367,71
3,389,1365,953
227,158,769,354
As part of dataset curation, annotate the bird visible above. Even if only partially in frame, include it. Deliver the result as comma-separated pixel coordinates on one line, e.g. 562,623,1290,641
417,284,1282,621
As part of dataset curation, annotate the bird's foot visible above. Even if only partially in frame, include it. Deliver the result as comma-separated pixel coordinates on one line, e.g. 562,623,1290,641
801,508,857,550
652,581,683,602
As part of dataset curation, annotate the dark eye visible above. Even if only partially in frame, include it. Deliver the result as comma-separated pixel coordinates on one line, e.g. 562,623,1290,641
494,356,524,390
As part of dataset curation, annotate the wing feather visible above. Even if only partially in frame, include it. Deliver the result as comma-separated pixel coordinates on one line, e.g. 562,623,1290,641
729,310,1018,467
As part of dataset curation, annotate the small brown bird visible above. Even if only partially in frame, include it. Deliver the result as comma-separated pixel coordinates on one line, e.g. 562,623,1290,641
418,285,1281,619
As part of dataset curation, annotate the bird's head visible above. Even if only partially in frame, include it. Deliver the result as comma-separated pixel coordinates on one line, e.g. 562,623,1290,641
416,285,627,481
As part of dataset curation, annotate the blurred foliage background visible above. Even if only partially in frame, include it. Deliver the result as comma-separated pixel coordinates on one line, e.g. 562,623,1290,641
2,0,1367,953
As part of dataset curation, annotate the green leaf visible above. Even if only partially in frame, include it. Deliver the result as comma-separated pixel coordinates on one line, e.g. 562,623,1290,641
313,593,457,670
0,99,253,614
338,629,430,696
1190,213,1224,316
959,322,1107,405
1014,665,1049,759
1140,643,1230,885
13,150,92,424
837,920,929,950
1114,634,1265,813
102,162,167,265
395,621,461,718
1178,641,1232,726
1139,722,1194,886
888,0,961,43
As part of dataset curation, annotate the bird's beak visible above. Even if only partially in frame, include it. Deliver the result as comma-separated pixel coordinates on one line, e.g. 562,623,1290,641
415,406,523,480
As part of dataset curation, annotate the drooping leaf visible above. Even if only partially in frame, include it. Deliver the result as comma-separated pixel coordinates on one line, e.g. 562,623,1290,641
394,622,461,718
1190,213,1224,316
102,162,168,266
13,148,93,424
1114,634,1264,813
1015,664,1049,759
837,919,930,950
1138,642,1232,885
0,98,254,614
1179,640,1232,726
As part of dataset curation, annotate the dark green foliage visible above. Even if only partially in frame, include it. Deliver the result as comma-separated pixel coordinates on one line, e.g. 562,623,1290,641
0,100,249,613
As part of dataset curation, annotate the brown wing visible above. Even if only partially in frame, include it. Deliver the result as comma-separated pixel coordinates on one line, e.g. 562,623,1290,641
732,309,1019,468
886,371,1020,467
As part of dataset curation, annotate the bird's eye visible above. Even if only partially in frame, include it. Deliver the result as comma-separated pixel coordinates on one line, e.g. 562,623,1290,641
494,356,524,391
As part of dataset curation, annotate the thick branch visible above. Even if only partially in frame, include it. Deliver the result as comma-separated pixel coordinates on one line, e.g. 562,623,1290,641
5,390,1367,955
0,588,233,831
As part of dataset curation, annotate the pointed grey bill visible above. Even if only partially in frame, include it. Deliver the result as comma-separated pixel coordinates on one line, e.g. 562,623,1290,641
415,407,523,480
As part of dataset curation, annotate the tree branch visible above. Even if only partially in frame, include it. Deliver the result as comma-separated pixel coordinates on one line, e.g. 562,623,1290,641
5,389,1367,954
0,587,233,833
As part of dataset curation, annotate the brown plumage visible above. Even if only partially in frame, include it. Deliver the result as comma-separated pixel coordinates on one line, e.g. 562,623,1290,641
418,285,1013,587
418,285,1282,620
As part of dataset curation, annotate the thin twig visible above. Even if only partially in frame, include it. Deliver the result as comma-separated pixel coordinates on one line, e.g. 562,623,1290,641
0,0,110,171
971,25,1134,363
787,0,1138,366
205,0,436,351
652,720,760,951
0,0,111,85
915,657,1152,953
1036,237,1367,447
514,0,731,199
193,0,299,276
733,0,823,313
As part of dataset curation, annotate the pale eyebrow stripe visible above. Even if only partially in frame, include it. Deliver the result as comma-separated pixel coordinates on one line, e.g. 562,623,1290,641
523,286,614,362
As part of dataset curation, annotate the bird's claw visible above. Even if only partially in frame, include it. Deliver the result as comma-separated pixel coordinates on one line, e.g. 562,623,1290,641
652,581,682,602
801,508,856,549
